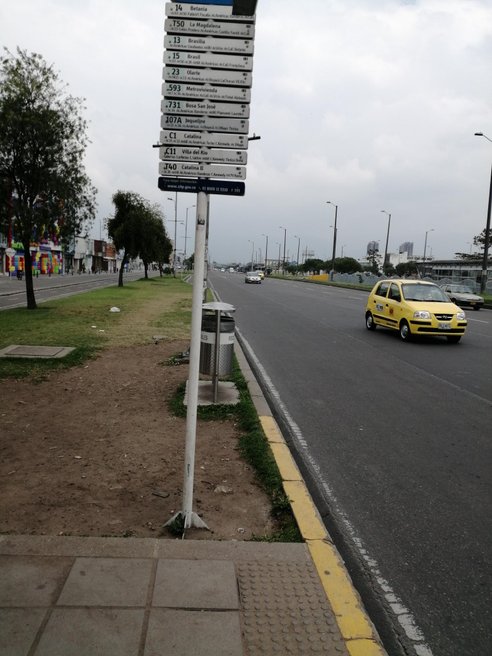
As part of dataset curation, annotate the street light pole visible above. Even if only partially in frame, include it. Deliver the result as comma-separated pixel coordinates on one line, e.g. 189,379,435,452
248,240,254,271
474,132,492,294
279,226,287,274
262,234,268,273
184,204,195,267
327,201,338,281
381,210,392,274
423,228,434,276
167,194,178,277
294,235,301,273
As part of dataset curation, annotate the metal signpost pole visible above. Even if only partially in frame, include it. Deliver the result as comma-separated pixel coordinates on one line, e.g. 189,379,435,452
180,190,208,530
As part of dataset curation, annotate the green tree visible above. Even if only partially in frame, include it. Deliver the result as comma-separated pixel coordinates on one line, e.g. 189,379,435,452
139,206,172,279
301,258,324,273
331,257,362,274
364,250,382,275
0,48,97,309
107,191,172,287
395,261,419,277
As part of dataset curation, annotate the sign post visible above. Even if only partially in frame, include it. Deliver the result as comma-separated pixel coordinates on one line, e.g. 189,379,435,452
160,0,257,531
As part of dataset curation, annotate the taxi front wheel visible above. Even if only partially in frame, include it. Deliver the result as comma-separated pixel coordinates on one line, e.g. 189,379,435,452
399,320,412,341
365,312,376,331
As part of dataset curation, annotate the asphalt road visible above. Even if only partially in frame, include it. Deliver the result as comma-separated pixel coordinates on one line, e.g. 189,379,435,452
209,270,492,656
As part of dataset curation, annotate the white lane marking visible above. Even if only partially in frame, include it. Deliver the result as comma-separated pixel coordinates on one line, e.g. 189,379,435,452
466,316,489,324
237,327,434,656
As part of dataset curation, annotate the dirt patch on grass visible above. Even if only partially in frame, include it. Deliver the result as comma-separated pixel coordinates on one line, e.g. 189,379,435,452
0,340,275,540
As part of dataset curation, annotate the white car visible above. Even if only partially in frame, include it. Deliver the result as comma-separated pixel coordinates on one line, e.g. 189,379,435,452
245,271,262,284
440,284,484,311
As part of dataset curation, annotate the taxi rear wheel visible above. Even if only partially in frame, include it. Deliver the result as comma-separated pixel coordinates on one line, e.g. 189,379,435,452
365,312,376,331
399,320,412,341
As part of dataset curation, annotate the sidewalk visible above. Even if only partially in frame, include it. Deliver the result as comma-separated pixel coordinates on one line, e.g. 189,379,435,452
0,535,354,656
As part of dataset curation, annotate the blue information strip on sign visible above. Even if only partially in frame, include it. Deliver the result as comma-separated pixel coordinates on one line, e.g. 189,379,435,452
158,176,245,196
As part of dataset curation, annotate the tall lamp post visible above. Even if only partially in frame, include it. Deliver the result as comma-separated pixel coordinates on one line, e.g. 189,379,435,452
248,240,254,271
183,204,195,267
279,226,287,274
262,234,268,273
276,242,281,272
294,235,301,273
327,201,338,281
381,210,392,274
474,132,492,294
167,194,178,277
422,228,434,276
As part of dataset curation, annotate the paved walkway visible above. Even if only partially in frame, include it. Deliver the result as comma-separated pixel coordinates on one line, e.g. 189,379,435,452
0,535,357,656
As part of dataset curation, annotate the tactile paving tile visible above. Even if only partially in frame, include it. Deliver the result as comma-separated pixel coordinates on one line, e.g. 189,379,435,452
237,561,349,655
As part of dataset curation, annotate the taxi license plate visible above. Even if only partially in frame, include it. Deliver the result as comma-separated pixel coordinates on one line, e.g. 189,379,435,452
439,322,451,330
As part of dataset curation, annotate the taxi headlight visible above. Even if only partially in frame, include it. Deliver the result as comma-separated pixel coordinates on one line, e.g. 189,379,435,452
413,310,431,319
457,311,466,320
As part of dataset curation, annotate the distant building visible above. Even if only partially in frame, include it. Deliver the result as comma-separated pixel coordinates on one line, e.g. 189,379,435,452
399,241,414,256
367,241,379,255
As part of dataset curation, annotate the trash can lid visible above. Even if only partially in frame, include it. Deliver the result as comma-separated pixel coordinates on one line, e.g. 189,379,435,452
202,302,235,312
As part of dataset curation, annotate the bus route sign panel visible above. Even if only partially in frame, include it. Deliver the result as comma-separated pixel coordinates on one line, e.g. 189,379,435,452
166,3,256,22
159,161,246,179
162,98,250,118
160,146,247,165
164,18,255,39
161,130,249,149
164,35,254,55
162,82,251,103
163,65,252,87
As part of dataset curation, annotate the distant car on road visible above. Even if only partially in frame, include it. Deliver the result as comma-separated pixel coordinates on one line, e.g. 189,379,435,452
440,284,484,311
365,279,467,343
245,270,262,284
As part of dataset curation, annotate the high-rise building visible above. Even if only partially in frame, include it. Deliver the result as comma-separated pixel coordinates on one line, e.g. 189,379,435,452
367,241,379,255
399,241,414,256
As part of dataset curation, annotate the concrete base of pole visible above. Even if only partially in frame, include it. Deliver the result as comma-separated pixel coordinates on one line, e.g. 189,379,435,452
164,510,209,531
184,380,240,406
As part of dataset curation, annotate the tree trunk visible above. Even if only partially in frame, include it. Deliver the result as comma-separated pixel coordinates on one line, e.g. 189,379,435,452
118,251,127,287
143,262,148,279
23,240,37,310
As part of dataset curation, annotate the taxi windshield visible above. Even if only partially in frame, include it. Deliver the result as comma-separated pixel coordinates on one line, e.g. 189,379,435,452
402,284,448,302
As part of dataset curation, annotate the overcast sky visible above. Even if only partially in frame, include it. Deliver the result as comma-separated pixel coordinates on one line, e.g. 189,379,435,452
2,0,492,264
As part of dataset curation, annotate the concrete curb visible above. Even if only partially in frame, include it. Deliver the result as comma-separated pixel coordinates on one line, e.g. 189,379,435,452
234,344,387,656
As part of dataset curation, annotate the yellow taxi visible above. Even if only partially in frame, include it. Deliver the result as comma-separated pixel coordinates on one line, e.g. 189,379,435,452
365,279,467,343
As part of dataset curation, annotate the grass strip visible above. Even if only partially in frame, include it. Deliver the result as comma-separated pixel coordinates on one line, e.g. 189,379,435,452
169,357,302,543
0,276,191,381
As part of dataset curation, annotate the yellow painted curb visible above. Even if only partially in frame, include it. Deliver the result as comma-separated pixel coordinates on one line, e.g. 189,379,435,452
270,442,302,481
307,539,380,643
347,639,388,656
259,415,285,443
283,480,328,540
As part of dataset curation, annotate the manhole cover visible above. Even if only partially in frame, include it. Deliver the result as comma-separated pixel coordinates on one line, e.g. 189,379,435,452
0,345,75,359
